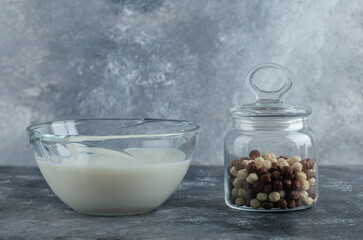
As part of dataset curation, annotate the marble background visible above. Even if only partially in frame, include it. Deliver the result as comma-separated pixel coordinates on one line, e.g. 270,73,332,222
0,0,362,166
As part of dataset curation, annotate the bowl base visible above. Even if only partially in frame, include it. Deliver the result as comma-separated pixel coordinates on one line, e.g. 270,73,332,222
73,208,155,216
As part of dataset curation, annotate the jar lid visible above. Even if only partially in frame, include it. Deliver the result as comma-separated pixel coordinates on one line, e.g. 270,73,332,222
228,63,311,118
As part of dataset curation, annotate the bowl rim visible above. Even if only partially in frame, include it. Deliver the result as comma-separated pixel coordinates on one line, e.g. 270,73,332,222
26,118,200,142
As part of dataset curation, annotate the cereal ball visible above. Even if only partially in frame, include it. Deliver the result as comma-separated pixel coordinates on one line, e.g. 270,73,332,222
230,166,238,177
255,156,264,167
232,188,239,197
269,152,276,159
244,199,251,207
306,170,316,179
246,173,259,184
283,179,292,190
308,178,316,186
257,192,268,202
292,162,303,173
281,166,294,178
242,181,252,190
305,197,314,206
289,191,300,200
308,186,316,199
262,201,273,210
305,158,316,169
246,162,259,173
253,181,263,192
277,158,289,168
232,177,243,188
277,199,287,209
249,150,260,160
271,171,282,181
295,200,302,207
278,156,288,160
279,190,286,198
260,173,272,184
244,189,257,199
250,199,261,209
273,181,283,192
268,192,280,202
235,197,244,206
235,161,246,171
300,191,309,202
238,188,244,198
231,196,237,204
240,157,249,161
257,168,269,177
296,172,307,181
287,200,296,209
227,165,233,177
270,163,280,172
243,160,250,166
237,169,248,180
262,160,272,169
262,153,271,160
263,184,272,193
301,180,310,191
269,158,277,164
292,180,301,190
228,177,234,190
287,155,301,166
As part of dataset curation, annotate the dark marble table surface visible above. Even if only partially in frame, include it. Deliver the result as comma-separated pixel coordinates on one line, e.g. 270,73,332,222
0,165,362,239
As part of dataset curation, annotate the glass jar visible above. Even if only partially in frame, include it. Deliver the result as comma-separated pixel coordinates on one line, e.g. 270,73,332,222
224,63,318,211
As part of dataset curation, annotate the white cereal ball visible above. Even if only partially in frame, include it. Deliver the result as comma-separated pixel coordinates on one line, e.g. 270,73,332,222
262,160,272,169
233,178,243,188
292,162,303,173
277,158,289,168
287,155,301,166
308,178,316,186
279,190,286,198
250,199,261,209
255,157,264,167
299,191,308,202
230,166,238,177
235,198,244,206
269,158,277,164
269,152,276,159
269,191,280,203
237,169,248,180
296,172,307,181
238,188,244,198
257,192,268,202
301,180,310,191
262,153,271,160
243,160,250,166
246,173,259,184
305,197,314,206
232,188,239,198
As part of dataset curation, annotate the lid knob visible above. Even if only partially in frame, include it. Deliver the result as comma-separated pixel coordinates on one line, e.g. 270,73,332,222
246,63,293,104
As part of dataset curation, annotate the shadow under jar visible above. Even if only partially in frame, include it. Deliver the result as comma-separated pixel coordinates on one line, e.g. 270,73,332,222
224,63,318,212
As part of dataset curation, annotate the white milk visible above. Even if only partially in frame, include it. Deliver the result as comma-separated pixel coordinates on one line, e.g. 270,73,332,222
36,145,190,215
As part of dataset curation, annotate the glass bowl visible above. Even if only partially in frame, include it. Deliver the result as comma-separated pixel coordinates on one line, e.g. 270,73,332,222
26,118,200,216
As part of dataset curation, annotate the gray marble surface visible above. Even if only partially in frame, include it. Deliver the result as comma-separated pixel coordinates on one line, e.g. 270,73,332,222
0,0,362,166
1,165,362,239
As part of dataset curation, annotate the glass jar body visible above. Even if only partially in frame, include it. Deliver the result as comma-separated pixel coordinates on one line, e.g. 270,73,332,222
224,117,318,211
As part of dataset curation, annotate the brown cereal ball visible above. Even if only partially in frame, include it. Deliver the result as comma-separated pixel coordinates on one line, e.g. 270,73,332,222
270,163,280,172
305,158,316,169
257,168,269,177
250,199,261,209
292,180,301,190
244,189,257,199
287,200,296,209
253,181,263,192
306,170,316,179
271,171,283,181
289,191,300,200
295,200,302,207
283,179,292,190
249,150,260,160
263,184,272,193
246,162,259,173
277,199,287,209
308,186,317,199
281,166,294,178
260,173,272,184
262,201,274,210
235,160,246,171
273,181,283,192
227,165,233,177
242,181,252,190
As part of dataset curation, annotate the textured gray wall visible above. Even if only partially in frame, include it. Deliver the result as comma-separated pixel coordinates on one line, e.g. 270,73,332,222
0,0,362,166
